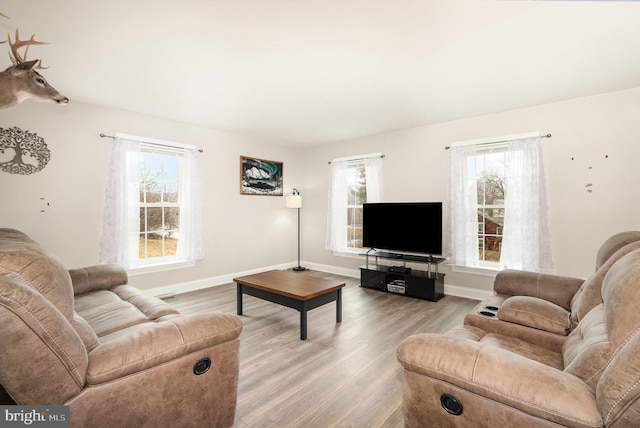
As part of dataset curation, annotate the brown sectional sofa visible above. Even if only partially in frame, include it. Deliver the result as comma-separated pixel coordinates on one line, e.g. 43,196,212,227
0,228,242,427
397,232,640,427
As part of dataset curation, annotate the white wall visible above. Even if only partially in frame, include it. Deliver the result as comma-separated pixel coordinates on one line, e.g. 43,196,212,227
0,100,302,292
301,87,640,296
2,87,639,298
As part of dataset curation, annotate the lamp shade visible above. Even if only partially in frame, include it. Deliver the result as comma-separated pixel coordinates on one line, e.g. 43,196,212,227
286,194,302,209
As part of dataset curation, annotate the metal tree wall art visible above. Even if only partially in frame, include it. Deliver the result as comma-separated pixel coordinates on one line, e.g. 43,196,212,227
0,127,50,175
0,13,68,109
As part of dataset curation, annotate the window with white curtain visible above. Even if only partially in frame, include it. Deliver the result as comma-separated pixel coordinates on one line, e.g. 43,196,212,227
325,153,383,254
100,134,204,271
446,133,555,273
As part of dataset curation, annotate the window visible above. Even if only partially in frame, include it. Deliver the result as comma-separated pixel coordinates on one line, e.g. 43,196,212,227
100,134,203,271
346,161,367,249
138,148,180,263
474,147,507,264
446,134,554,273
326,154,383,253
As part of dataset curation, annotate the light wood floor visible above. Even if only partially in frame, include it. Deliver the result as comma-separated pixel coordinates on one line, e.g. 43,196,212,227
165,270,479,428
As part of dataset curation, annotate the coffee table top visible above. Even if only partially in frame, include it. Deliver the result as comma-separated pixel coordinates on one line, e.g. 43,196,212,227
233,270,345,300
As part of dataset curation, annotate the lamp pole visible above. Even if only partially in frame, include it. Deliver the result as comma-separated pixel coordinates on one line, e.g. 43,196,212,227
293,205,305,271
287,188,306,272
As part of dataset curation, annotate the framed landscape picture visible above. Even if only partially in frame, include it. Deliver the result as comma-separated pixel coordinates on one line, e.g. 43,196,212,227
240,156,284,196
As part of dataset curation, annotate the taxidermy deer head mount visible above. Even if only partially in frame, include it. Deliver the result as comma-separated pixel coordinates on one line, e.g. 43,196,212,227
0,13,68,109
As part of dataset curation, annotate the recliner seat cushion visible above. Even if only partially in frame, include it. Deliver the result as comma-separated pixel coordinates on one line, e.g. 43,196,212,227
74,285,179,339
445,325,564,369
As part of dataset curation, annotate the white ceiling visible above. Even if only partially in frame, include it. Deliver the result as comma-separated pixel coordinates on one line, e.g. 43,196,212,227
2,0,640,146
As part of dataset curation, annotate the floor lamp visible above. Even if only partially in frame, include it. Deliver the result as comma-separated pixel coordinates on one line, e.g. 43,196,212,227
286,188,306,271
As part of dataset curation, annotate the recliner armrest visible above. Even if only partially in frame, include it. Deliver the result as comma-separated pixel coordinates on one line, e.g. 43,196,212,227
497,296,570,335
69,264,128,295
86,313,242,384
494,269,583,311
397,333,602,427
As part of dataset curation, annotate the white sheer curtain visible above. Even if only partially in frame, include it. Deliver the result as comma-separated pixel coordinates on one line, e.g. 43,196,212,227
100,136,204,269
445,145,480,267
99,136,141,269
500,137,555,273
175,147,204,262
363,156,384,204
446,135,554,273
325,154,383,252
325,161,349,251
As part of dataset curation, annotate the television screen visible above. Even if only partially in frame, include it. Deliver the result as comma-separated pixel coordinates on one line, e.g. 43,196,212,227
362,202,443,255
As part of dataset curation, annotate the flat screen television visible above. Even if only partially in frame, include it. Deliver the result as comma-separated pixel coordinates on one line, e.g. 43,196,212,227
362,202,443,255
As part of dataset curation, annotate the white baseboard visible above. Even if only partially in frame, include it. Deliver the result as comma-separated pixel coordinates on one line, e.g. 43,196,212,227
443,283,493,301
302,261,360,278
144,262,298,297
145,260,493,302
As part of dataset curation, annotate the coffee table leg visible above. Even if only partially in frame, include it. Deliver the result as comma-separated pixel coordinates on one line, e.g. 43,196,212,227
237,284,243,315
336,289,342,323
300,306,307,340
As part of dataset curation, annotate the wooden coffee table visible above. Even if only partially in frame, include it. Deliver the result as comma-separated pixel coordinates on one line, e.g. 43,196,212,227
233,270,345,340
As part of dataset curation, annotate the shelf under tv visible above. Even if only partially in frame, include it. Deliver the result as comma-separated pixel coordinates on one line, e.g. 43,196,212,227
360,249,445,302
364,249,445,275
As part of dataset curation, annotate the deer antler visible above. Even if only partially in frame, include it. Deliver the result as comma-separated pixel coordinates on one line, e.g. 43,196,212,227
7,29,48,69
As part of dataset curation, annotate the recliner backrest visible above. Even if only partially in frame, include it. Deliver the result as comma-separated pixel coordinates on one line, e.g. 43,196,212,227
562,249,640,425
0,229,87,404
570,240,640,328
597,249,640,426
0,228,74,320
0,276,88,404
594,231,640,271
596,332,640,426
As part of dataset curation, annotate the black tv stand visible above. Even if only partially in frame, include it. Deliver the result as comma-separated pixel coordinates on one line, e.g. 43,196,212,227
360,249,445,301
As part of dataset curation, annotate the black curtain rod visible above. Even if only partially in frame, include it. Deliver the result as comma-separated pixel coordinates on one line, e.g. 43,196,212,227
99,133,204,153
444,133,551,150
